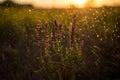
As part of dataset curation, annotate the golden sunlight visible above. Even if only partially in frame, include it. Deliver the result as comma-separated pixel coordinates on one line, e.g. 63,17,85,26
71,0,88,7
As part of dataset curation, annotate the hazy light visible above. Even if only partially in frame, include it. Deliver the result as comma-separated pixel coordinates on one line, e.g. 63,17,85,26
94,0,120,7
12,0,33,4
33,0,70,8
0,0,120,8
71,0,88,7
0,0,5,3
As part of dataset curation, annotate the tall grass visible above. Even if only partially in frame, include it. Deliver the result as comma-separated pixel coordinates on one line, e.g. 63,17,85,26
0,6,120,80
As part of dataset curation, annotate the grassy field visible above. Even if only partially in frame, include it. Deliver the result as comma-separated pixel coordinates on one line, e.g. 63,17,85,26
0,6,120,80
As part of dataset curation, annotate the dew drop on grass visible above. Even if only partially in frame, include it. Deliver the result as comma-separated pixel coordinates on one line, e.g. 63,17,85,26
29,9,31,12
100,38,103,41
118,36,120,38
97,34,99,38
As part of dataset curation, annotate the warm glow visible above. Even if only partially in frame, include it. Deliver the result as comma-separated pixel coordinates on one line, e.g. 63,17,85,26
1,0,120,8
71,0,88,7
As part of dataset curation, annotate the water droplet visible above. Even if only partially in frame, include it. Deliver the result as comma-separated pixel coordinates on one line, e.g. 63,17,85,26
97,34,99,37
29,9,31,12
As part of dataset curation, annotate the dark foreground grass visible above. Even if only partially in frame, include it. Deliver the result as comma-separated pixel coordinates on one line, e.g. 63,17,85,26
0,6,120,80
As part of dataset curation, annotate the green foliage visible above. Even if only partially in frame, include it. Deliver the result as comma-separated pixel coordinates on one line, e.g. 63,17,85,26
0,6,120,80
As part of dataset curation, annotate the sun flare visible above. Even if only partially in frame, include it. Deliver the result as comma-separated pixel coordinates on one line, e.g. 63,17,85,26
71,0,88,7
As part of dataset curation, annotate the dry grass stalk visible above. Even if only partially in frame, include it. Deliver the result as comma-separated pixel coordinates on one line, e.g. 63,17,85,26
71,15,76,47
45,23,49,55
58,24,62,40
35,22,42,48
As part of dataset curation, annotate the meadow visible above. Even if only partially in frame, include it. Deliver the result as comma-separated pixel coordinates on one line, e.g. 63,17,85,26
0,6,120,80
